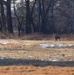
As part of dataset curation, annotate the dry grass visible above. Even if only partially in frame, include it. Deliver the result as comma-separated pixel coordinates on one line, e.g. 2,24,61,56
0,66,74,75
0,33,74,40
0,39,74,75
0,39,74,60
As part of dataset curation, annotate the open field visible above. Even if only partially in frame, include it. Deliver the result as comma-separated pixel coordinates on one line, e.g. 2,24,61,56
0,39,74,75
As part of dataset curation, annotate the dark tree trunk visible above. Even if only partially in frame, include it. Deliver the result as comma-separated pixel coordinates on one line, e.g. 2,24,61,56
0,0,6,33
38,0,42,32
0,20,2,32
7,0,13,33
30,0,37,32
40,0,48,34
25,0,31,34
50,0,55,33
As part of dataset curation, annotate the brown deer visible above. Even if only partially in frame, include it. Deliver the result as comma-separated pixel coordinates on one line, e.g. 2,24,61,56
55,35,60,41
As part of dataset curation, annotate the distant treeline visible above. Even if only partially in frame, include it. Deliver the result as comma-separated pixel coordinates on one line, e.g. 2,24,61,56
0,0,74,36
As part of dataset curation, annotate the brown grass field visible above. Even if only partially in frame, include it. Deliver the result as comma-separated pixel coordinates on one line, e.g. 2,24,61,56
0,35,74,75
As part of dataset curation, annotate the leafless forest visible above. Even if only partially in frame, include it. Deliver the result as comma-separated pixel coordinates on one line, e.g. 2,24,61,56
0,0,74,37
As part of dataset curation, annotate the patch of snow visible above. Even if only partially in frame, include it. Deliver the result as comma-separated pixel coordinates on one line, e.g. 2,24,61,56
39,44,49,48
49,59,59,62
39,43,74,48
0,41,9,45
0,57,7,60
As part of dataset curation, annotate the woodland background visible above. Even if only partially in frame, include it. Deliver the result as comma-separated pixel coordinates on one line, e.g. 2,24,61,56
0,0,74,37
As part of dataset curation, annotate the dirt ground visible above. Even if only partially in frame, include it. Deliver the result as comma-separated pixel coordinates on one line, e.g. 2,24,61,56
0,66,74,75
0,39,74,75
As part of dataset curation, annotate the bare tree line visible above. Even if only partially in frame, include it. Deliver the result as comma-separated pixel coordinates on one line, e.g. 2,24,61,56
0,0,74,36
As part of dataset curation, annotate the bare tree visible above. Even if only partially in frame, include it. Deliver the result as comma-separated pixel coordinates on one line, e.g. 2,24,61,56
0,0,6,33
7,0,13,33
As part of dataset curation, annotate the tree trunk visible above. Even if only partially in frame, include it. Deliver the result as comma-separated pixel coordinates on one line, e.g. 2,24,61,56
25,0,31,34
0,0,6,33
7,0,13,33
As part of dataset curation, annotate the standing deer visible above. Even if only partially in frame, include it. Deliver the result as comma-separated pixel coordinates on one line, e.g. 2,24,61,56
55,35,60,41
53,34,60,41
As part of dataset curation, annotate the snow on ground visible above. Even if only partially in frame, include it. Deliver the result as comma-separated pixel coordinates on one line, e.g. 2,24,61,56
39,43,74,48
0,40,9,45
0,39,20,45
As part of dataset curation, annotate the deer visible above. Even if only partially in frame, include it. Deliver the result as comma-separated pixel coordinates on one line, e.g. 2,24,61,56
53,34,60,41
55,35,60,41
